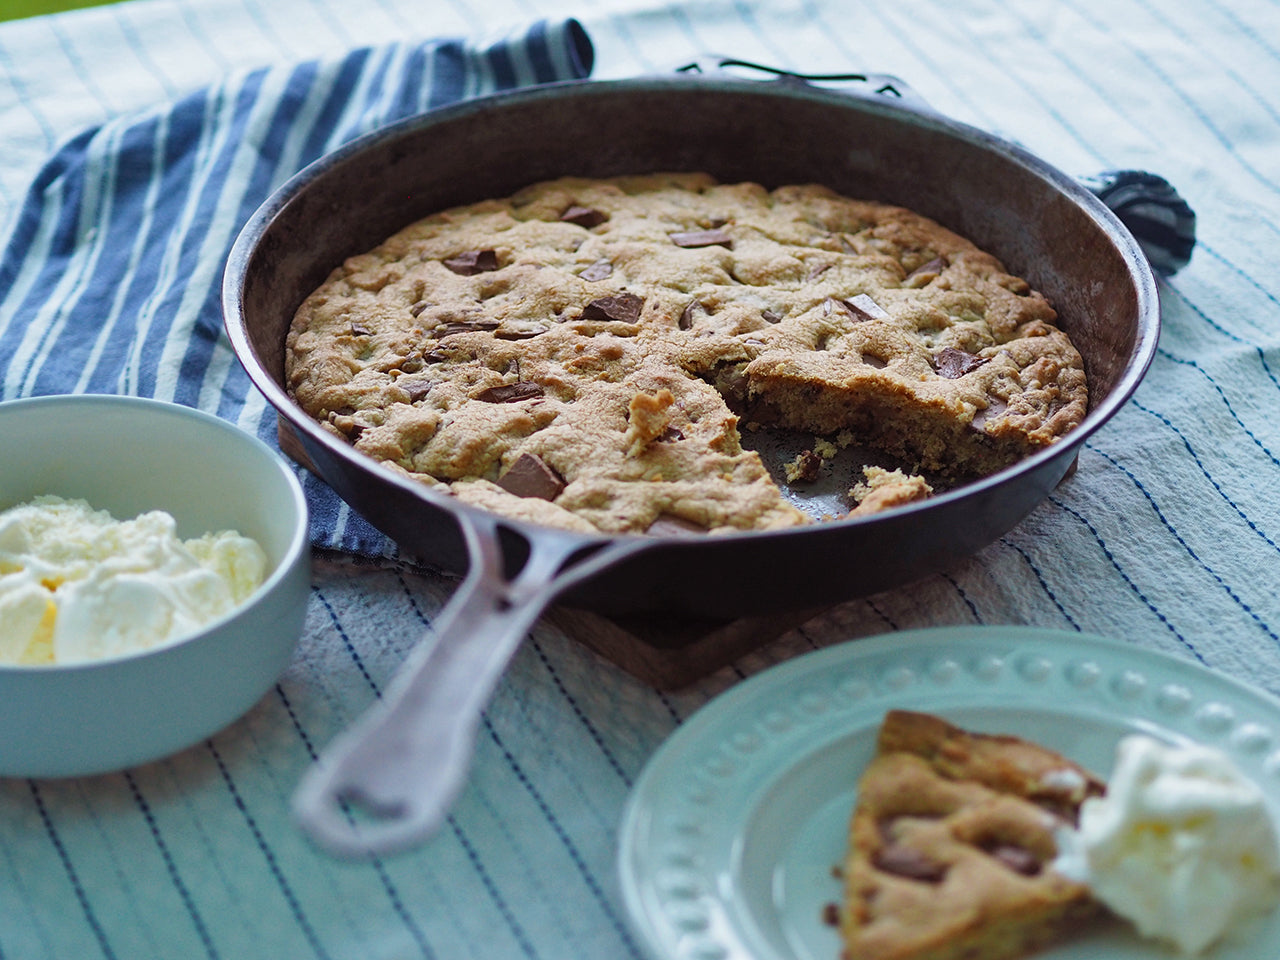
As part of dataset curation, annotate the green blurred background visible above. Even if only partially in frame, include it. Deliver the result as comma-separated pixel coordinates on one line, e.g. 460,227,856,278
2,0,119,20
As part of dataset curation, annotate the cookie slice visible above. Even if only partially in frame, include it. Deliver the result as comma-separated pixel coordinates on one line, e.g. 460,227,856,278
839,710,1106,960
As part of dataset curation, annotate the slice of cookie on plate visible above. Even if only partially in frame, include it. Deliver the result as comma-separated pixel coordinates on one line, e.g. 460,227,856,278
839,710,1107,960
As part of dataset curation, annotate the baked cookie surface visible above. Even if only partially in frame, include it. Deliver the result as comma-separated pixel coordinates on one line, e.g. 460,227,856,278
839,710,1106,960
285,173,1087,535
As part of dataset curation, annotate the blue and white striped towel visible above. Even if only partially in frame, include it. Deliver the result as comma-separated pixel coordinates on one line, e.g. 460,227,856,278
0,16,593,557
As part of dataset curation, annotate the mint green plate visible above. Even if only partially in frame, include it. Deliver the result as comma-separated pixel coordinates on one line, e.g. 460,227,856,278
618,626,1280,960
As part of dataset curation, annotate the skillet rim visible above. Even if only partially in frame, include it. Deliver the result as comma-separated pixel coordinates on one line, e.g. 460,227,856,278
222,71,1160,557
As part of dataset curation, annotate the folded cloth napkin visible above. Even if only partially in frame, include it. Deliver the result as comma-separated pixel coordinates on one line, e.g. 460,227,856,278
0,17,593,556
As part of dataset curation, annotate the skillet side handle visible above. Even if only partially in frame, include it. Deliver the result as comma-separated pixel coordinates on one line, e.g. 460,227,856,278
673,55,932,111
292,510,648,858
1081,170,1196,277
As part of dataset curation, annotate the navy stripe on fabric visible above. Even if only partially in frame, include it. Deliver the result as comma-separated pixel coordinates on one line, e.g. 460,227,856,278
480,714,644,960
999,538,1082,630
273,682,437,960
941,573,983,622
122,772,220,960
27,781,117,960
314,585,382,696
206,741,331,960
863,597,900,630
466,787,588,960
295,49,374,169
1087,438,1280,645
448,820,540,960
1048,492,1201,659
791,623,822,651
1150,352,1280,471
1125,391,1280,550
1163,254,1280,399
527,638,633,786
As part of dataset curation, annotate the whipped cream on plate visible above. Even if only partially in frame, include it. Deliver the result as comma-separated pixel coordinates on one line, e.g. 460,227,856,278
1054,733,1280,955
0,495,267,665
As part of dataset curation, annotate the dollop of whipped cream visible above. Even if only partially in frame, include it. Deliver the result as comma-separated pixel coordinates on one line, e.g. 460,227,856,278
0,496,267,665
1054,733,1280,955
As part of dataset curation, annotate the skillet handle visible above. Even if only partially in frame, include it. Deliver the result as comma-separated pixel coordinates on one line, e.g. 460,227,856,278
673,55,932,111
1082,170,1196,277
292,509,649,858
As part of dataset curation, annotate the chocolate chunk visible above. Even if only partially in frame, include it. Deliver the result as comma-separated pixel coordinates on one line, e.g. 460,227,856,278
645,514,708,537
349,321,373,337
873,844,947,883
559,205,608,228
494,325,550,341
762,310,782,324
678,300,701,330
970,398,1008,430
409,301,429,317
669,228,733,249
398,377,435,402
496,453,565,501
432,320,501,338
985,844,1042,876
933,347,990,379
905,255,948,286
579,293,644,324
329,412,364,442
474,381,545,403
658,426,685,442
837,293,889,322
443,249,499,275
422,350,449,364
579,259,613,282
821,902,840,927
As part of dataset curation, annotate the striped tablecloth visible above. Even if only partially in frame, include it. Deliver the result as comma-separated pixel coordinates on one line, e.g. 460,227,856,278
2,1,1279,958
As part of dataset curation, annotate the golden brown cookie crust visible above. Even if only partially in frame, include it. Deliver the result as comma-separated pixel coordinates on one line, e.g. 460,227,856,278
839,711,1106,960
285,173,1087,535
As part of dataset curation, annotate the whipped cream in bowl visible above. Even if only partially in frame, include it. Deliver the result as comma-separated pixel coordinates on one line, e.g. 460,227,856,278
0,496,268,666
0,394,309,777
1054,733,1280,955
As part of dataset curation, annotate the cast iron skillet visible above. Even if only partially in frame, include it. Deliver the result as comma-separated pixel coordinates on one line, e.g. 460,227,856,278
224,64,1164,856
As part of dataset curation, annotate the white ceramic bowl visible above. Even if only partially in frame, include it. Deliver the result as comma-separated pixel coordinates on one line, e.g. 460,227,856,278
0,394,310,777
